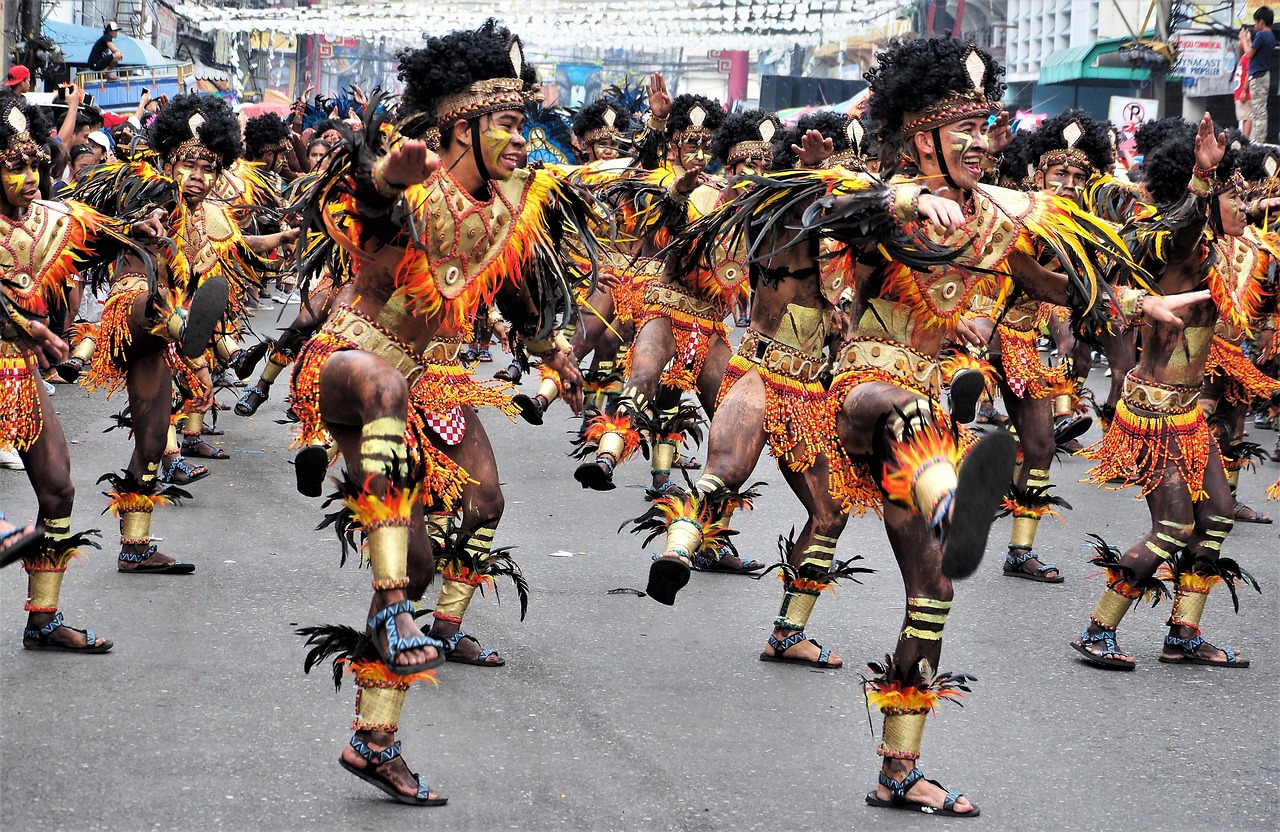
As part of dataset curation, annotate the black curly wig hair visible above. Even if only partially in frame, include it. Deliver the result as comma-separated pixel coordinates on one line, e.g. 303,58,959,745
1138,118,1248,205
666,93,725,139
1237,142,1280,183
1025,108,1114,174
572,96,630,143
0,91,53,199
771,110,868,169
243,113,291,160
997,129,1037,189
149,93,242,169
709,108,782,166
395,18,537,147
866,37,1004,143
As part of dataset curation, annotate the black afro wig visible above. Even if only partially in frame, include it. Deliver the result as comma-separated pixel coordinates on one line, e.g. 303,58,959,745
243,113,291,159
1139,120,1196,205
1026,108,1114,174
770,110,860,169
1237,142,1280,182
710,108,782,165
1133,116,1193,158
866,37,1004,140
572,96,630,142
396,19,532,123
149,93,242,168
997,129,1037,189
666,93,725,138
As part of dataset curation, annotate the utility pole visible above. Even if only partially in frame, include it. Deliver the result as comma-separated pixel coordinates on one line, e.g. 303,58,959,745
1152,0,1172,117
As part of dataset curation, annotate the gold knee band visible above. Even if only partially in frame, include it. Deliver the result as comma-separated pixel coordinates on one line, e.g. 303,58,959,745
261,356,288,384
360,417,407,478
120,510,152,545
1009,515,1040,550
43,516,71,539
25,569,66,612
434,578,478,622
651,441,676,475
353,684,407,733
1054,394,1073,417
879,711,928,760
1092,587,1136,629
183,412,204,435
1144,540,1176,559
694,474,725,495
367,525,409,587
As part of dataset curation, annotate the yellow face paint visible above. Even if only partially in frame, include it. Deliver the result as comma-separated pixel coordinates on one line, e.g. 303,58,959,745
479,124,519,181
1,162,37,208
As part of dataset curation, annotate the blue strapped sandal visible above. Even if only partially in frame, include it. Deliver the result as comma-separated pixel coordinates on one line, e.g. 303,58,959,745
865,766,979,817
1071,627,1135,670
442,629,505,667
118,544,196,574
1003,550,1063,583
23,610,112,653
759,631,839,669
368,600,445,676
1159,632,1250,668
340,736,447,806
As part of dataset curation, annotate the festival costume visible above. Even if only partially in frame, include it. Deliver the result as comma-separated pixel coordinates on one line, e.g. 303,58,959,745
0,94,138,649
1076,136,1262,668
291,26,598,804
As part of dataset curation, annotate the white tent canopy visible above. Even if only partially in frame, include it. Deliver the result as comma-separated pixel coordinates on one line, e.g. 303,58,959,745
171,1,877,51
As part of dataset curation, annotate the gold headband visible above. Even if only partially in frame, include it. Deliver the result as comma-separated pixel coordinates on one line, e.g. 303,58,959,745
581,126,621,144
168,114,219,166
1039,148,1093,175
828,148,866,171
902,91,995,137
436,77,530,129
726,140,772,165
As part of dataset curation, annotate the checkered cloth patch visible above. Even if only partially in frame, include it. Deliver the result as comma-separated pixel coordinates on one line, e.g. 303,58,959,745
424,408,467,446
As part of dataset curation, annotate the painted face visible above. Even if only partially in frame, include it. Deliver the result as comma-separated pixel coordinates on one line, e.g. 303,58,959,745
677,133,712,171
168,154,219,204
1218,186,1247,237
729,151,770,177
260,147,285,173
477,110,526,180
938,118,988,191
1039,163,1090,202
588,136,619,162
1,160,40,209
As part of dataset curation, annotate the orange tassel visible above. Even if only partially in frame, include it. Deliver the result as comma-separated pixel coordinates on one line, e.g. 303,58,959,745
0,349,43,452
716,353,835,473
583,412,642,462
1083,401,1211,500
342,657,439,690
882,421,962,509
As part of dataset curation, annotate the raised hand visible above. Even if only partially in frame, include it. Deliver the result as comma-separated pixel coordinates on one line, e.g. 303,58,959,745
380,140,439,188
1194,111,1226,172
791,128,834,167
648,72,672,121
986,110,1013,155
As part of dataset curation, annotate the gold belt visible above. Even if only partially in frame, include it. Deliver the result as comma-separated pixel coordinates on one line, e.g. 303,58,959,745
644,281,719,319
1122,372,1201,415
421,339,463,365
739,329,827,383
326,306,425,388
998,304,1040,331
833,338,942,398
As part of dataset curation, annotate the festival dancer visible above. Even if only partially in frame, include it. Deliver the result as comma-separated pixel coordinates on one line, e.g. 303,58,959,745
643,38,1198,814
1075,113,1264,670
74,93,276,573
0,91,161,648
571,90,730,494
975,110,1118,583
292,21,596,803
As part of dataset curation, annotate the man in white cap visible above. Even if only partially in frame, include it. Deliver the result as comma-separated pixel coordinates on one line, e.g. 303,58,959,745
87,22,122,78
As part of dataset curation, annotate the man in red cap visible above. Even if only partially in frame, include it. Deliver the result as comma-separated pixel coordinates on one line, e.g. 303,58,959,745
5,66,31,95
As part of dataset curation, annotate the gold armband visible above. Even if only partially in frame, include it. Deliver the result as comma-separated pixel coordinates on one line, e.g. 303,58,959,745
1188,165,1214,199
487,307,503,326
647,114,668,132
1116,288,1148,327
889,184,924,226
526,332,570,356
371,157,406,199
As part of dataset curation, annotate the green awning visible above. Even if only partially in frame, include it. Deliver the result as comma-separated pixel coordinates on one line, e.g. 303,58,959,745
1039,35,1152,84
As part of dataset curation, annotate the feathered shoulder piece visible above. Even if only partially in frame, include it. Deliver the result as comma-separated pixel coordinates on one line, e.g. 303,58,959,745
70,159,178,219
1205,225,1274,334
0,199,146,320
1121,186,1210,275
1082,173,1143,226
395,164,601,338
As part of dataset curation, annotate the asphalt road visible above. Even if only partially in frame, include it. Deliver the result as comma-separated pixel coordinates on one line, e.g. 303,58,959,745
2,311,1278,831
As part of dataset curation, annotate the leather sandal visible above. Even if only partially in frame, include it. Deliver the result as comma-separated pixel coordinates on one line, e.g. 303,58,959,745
339,736,447,806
